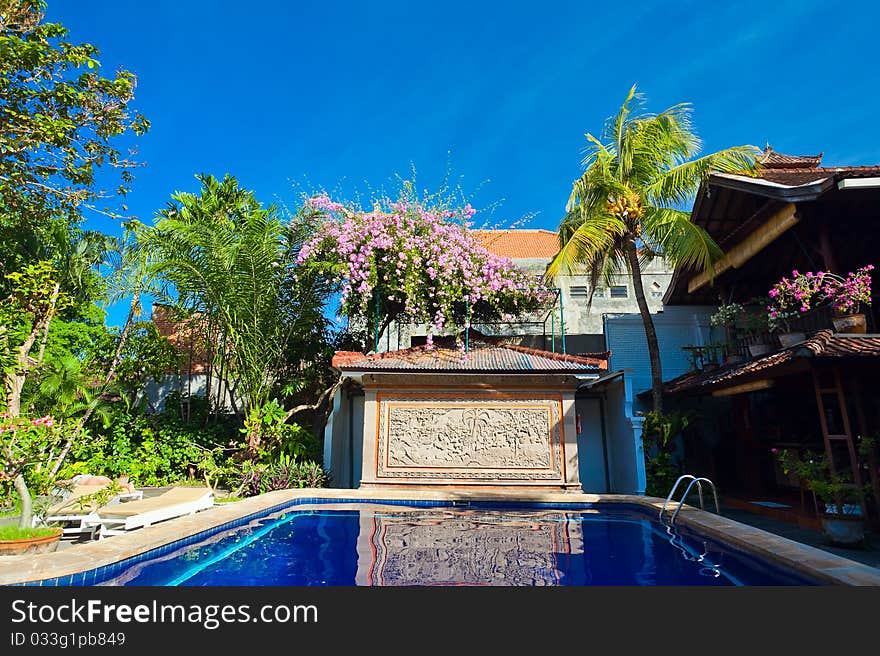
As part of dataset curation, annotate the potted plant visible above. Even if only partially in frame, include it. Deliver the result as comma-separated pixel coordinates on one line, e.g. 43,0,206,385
739,309,772,357
821,265,874,334
774,447,870,546
0,414,64,555
767,270,824,347
709,303,745,363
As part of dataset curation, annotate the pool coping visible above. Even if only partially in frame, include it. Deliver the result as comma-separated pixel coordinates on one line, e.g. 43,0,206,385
1,487,878,586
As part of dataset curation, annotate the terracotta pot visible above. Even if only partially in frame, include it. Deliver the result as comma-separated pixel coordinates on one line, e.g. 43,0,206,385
832,313,866,334
777,332,806,348
748,343,771,357
0,527,63,556
819,514,865,546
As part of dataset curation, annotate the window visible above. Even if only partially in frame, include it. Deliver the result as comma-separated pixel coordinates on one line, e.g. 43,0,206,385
593,287,605,298
570,286,589,299
610,286,628,298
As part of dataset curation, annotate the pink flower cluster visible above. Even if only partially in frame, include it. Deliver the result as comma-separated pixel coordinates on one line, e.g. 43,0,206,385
768,269,826,319
768,265,874,322
823,265,874,314
297,194,554,339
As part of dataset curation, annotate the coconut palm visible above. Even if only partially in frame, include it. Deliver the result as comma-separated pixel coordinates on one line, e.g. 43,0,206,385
547,86,761,412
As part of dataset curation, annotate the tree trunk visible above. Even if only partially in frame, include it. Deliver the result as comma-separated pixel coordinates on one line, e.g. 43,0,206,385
14,473,32,530
4,323,42,417
625,241,664,413
48,290,140,479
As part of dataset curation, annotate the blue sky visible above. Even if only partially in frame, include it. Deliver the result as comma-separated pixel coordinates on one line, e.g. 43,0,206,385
47,0,880,327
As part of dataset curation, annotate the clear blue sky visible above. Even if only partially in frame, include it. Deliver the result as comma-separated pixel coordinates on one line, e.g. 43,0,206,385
47,0,880,328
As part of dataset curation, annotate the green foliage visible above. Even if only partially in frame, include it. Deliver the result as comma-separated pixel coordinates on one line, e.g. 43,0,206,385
60,407,231,487
242,399,321,462
774,447,870,515
0,0,150,228
144,174,335,420
640,410,692,497
236,457,328,497
0,525,58,540
112,321,178,407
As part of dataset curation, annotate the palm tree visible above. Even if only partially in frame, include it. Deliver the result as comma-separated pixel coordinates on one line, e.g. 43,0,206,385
547,86,760,412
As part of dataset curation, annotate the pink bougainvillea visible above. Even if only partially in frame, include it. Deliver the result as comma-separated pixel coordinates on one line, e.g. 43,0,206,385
767,265,874,329
297,192,554,343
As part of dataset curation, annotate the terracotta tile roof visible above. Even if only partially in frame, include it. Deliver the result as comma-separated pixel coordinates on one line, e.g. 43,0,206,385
754,148,880,186
661,330,880,395
332,332,607,373
758,147,823,169
471,230,560,259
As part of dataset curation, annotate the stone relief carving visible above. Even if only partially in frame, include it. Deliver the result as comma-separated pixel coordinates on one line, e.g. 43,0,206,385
376,397,563,480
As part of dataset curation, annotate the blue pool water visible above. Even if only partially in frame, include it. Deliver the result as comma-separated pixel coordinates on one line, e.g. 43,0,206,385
94,503,817,586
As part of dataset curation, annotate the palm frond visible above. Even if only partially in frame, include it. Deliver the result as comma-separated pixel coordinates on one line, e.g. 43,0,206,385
643,145,762,206
644,206,723,275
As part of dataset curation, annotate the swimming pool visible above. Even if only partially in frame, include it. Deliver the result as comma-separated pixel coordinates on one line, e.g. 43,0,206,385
86,502,817,586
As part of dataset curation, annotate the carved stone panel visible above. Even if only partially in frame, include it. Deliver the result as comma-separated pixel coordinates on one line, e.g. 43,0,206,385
376,396,563,481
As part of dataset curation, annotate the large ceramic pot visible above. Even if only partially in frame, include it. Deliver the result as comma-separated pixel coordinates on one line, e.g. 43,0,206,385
777,332,806,348
0,527,63,556
832,313,867,334
819,514,865,546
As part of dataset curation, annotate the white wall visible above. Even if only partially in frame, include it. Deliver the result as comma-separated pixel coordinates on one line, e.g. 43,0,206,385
143,375,243,413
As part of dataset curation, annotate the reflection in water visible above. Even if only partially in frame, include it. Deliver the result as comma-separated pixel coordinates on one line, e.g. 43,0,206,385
96,505,809,586
356,510,581,586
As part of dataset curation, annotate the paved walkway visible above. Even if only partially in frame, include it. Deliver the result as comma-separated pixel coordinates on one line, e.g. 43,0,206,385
718,504,880,569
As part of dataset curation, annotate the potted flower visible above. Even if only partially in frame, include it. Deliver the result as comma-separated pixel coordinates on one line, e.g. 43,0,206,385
767,270,825,347
774,447,870,546
821,265,874,334
0,414,64,555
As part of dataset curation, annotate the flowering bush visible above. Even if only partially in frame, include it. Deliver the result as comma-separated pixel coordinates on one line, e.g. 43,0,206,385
821,265,874,315
767,269,825,331
767,264,874,329
298,190,554,346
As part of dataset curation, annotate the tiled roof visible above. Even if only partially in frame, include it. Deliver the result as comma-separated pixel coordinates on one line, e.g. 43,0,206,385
753,148,880,186
332,333,607,373
471,230,560,259
662,330,880,395
758,147,823,169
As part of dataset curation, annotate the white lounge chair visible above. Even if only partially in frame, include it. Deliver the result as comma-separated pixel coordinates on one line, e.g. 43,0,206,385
35,483,143,539
88,486,214,539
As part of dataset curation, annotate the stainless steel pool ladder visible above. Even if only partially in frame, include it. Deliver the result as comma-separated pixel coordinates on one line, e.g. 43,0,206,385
660,475,720,525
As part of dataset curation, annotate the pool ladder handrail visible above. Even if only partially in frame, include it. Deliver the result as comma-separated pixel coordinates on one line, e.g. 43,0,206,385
660,474,720,525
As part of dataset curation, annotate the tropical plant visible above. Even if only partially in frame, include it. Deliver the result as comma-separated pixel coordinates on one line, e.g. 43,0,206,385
297,183,554,347
144,174,336,445
640,410,692,497
1,261,70,416
546,86,760,411
236,457,328,497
